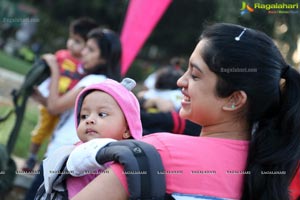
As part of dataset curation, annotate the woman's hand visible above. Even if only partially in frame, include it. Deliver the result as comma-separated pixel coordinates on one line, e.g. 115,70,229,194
42,54,59,77
41,53,61,114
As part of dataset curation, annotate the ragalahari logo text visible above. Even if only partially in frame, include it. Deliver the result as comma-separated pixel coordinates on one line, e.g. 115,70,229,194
240,2,299,15
240,1,254,15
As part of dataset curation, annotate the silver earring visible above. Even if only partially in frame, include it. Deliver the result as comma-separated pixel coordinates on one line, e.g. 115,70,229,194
235,28,247,41
231,104,235,109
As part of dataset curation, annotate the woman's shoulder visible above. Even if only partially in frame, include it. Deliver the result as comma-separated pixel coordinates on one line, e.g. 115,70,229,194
141,133,249,152
142,132,191,140
142,132,186,144
141,133,200,153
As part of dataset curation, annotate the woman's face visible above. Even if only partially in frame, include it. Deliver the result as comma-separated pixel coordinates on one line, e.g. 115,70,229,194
81,38,105,71
177,40,227,126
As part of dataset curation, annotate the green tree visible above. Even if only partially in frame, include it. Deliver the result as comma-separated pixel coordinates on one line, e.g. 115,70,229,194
7,0,300,67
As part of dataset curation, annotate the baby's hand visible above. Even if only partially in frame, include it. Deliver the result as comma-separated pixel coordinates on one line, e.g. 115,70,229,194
66,138,116,176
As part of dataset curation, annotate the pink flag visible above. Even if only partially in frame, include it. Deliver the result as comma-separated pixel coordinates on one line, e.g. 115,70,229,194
120,0,172,75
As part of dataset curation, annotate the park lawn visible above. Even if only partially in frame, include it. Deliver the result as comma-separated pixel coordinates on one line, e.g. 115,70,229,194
0,103,48,161
0,50,32,75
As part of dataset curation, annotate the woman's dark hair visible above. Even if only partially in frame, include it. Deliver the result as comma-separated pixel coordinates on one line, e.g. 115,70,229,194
200,23,300,199
86,28,122,81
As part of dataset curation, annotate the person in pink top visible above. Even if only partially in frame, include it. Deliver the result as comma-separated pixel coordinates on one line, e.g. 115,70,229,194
66,23,300,199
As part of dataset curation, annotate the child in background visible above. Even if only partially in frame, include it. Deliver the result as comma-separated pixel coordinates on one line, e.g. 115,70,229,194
139,66,184,112
143,57,186,90
46,78,142,199
22,17,98,171
139,66,201,135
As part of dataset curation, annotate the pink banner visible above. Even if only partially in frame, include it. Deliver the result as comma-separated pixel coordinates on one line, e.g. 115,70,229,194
120,0,172,75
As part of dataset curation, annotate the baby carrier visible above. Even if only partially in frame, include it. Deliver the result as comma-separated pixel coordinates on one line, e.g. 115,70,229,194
34,140,173,200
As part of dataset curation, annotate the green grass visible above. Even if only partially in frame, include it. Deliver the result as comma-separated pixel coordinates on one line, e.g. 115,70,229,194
0,104,48,161
0,50,32,75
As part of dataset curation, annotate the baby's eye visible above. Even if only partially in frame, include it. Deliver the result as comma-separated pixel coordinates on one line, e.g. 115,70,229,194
80,114,88,120
99,112,108,118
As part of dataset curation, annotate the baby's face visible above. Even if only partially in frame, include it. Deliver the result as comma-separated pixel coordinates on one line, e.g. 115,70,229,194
77,91,130,142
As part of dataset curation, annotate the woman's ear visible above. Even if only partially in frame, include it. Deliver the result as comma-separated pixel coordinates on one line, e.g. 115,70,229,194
122,129,131,139
222,90,247,111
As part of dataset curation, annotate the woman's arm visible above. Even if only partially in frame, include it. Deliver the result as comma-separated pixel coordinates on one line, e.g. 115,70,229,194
31,86,47,106
43,54,83,115
72,168,128,200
